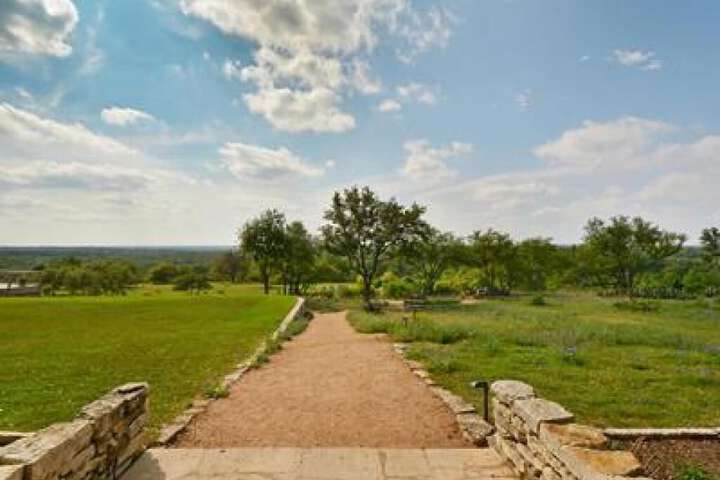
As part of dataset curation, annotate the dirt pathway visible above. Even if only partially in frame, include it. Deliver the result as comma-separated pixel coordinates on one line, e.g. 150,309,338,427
175,311,471,448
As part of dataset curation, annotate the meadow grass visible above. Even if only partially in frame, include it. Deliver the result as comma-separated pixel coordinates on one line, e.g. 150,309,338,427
0,283,295,433
348,292,720,427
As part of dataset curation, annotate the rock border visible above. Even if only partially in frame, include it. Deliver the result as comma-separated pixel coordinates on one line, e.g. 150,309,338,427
154,297,307,446
604,428,720,440
391,343,494,446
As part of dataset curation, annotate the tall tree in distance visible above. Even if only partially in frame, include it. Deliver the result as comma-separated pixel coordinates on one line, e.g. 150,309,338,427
322,186,427,309
213,250,248,283
583,215,686,294
239,209,287,294
700,227,720,266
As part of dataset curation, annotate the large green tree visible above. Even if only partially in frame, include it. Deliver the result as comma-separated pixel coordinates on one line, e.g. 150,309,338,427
583,216,686,294
239,209,287,294
515,237,558,291
401,228,462,296
321,186,427,308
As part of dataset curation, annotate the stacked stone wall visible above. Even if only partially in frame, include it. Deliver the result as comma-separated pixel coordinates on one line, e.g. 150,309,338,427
0,383,149,480
489,380,647,480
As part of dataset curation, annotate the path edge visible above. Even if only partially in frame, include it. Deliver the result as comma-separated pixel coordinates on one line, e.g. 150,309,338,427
392,342,495,447
154,297,307,446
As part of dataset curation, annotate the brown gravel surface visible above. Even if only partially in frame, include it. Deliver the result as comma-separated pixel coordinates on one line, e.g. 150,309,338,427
175,311,471,448
628,437,720,479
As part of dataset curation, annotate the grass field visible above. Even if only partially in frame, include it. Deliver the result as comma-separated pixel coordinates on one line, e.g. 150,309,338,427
349,293,720,428
0,284,295,432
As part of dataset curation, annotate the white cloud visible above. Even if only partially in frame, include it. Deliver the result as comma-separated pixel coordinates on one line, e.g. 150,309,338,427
377,99,402,113
402,139,473,181
0,161,176,191
397,82,436,105
514,89,532,111
0,102,137,155
612,49,663,71
394,6,455,64
219,141,324,180
181,0,452,132
579,55,591,62
101,107,156,127
533,117,673,168
0,0,78,58
222,59,242,80
243,86,356,133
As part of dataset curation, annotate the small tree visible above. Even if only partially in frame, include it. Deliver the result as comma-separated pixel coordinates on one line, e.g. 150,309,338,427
213,250,248,283
583,216,686,294
239,209,287,294
516,237,557,291
280,221,316,295
148,262,179,284
701,227,720,266
401,228,461,296
321,186,427,308
467,229,516,293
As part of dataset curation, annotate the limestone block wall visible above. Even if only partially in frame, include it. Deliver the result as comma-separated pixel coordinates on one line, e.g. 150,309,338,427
489,380,647,480
0,383,149,480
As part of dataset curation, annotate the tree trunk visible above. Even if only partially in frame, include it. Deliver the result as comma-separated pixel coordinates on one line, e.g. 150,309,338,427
261,267,270,294
362,276,373,311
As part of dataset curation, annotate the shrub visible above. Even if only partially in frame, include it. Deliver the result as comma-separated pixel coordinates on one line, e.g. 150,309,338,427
306,296,342,312
204,384,229,399
675,463,718,480
530,294,546,306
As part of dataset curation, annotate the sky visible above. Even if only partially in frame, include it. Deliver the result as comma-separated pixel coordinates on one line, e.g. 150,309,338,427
0,0,719,246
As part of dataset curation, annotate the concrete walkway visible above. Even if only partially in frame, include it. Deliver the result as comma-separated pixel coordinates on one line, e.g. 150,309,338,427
123,448,516,480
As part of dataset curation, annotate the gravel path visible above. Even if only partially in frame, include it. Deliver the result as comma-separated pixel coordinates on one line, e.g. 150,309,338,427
175,311,471,448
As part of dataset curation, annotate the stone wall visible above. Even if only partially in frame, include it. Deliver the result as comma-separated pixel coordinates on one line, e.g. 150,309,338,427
0,383,149,480
489,380,647,480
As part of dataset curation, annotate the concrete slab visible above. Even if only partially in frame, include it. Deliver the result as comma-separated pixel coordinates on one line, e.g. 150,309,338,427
122,448,516,480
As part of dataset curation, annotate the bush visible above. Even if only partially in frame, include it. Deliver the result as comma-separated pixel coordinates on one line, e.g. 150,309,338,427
530,294,546,306
676,463,718,480
204,384,229,399
306,296,342,312
380,272,417,299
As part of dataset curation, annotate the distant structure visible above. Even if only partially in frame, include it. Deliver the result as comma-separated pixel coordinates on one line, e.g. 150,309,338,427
0,270,41,297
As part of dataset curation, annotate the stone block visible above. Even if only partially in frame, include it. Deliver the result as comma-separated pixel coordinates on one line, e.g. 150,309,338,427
0,432,32,447
514,398,574,434
540,423,607,450
431,387,476,414
0,465,24,480
558,446,642,479
456,413,494,445
491,380,535,405
542,466,562,480
492,398,513,420
0,420,93,480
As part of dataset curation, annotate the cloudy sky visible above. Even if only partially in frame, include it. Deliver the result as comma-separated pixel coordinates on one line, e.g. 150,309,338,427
1,0,718,245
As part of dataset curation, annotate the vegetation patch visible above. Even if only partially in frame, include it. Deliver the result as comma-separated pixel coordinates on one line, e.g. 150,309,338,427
0,284,295,432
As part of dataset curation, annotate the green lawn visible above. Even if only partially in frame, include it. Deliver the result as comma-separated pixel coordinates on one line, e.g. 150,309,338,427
0,284,295,432
349,293,720,428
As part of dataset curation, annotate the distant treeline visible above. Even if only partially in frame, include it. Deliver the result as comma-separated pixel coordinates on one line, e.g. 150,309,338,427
0,247,228,271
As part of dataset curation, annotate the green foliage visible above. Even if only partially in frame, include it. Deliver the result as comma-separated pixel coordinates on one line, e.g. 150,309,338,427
148,262,179,284
0,286,295,431
204,384,230,399
530,294,547,306
39,258,139,295
676,463,718,480
212,250,249,283
467,229,516,294
349,313,472,344
240,209,288,294
380,271,417,299
582,215,686,293
322,185,427,306
367,293,720,427
172,266,212,293
613,300,659,312
400,228,462,296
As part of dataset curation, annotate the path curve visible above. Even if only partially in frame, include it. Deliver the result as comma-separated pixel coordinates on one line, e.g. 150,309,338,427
175,311,471,448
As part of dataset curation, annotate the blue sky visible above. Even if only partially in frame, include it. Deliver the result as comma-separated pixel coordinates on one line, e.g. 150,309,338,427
1,0,718,245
